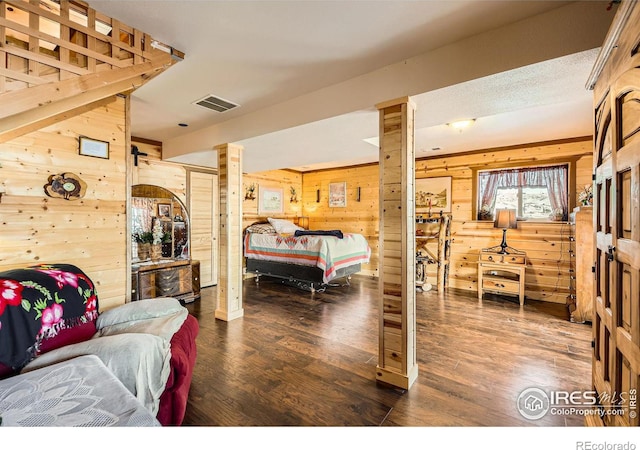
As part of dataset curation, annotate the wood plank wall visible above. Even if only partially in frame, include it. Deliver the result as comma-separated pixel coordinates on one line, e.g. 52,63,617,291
301,164,379,277
242,169,303,229
0,96,128,310
131,137,187,205
300,137,594,304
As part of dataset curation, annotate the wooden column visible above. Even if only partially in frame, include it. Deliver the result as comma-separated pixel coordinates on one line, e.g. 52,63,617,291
215,143,244,321
376,96,418,389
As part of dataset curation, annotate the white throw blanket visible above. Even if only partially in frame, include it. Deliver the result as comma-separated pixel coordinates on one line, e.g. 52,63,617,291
22,297,188,416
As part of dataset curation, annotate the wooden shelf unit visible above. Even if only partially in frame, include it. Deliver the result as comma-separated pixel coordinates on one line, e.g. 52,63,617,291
415,214,452,292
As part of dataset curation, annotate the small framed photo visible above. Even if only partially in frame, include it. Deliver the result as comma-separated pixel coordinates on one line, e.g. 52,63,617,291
157,203,172,219
329,182,346,207
79,136,109,159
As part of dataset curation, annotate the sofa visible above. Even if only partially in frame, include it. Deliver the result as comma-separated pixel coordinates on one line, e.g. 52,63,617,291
0,263,199,426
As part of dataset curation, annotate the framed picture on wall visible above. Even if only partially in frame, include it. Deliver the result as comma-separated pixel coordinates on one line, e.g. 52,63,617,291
329,182,347,207
416,176,452,213
258,186,284,214
157,203,172,219
79,136,109,159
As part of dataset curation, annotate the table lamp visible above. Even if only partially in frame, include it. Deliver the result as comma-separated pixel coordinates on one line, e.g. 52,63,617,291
493,208,518,254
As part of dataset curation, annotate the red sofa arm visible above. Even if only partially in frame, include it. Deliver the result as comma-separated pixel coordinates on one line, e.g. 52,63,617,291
156,313,199,426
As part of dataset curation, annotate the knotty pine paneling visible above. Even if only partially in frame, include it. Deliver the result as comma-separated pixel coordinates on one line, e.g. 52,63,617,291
132,137,162,161
0,96,128,310
302,164,380,278
242,169,303,229
132,157,187,206
300,138,594,303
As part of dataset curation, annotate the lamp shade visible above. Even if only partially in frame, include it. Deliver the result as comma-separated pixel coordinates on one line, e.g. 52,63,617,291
494,209,517,229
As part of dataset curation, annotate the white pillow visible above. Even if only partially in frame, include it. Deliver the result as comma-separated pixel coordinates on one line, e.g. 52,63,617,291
267,217,303,234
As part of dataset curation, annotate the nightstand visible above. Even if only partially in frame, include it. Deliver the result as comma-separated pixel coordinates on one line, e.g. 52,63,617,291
478,250,526,306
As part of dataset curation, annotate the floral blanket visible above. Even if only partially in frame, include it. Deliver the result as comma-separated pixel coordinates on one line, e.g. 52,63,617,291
0,264,98,371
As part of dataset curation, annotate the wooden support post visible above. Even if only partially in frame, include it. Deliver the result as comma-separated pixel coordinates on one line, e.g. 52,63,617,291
375,96,418,390
0,1,5,94
215,143,244,321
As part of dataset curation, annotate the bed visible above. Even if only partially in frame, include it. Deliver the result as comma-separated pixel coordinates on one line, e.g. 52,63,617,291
244,218,371,292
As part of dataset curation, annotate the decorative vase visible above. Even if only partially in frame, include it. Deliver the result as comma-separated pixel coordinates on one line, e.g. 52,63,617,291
150,244,162,261
137,243,151,261
161,242,172,258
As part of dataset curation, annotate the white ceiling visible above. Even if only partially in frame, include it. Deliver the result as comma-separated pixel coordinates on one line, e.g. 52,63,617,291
86,0,616,173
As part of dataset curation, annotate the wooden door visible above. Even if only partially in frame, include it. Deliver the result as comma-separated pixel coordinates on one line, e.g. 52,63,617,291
189,170,219,287
591,65,640,426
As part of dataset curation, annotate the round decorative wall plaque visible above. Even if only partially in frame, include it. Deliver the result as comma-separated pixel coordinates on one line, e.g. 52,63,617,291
44,172,87,200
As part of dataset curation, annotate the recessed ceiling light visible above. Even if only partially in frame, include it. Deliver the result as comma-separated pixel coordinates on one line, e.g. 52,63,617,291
178,123,189,127
447,119,476,130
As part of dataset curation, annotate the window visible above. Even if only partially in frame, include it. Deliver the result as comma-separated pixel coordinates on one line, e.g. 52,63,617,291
477,164,568,221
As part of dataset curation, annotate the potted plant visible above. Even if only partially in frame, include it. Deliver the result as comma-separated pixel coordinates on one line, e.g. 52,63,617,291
133,231,153,260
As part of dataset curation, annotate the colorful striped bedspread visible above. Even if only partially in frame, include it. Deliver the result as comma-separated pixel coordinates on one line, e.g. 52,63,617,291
244,232,371,283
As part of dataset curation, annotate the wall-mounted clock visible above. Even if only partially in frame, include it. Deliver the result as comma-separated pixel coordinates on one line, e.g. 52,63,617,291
44,172,87,200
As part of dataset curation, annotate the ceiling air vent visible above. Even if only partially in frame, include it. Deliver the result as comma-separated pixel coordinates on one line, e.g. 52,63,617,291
193,94,239,113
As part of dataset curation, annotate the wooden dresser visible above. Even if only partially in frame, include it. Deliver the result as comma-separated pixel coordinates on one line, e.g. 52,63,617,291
132,259,200,303
478,249,526,306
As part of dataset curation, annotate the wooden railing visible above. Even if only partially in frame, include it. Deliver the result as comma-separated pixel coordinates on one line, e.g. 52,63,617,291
0,0,181,93
0,0,182,142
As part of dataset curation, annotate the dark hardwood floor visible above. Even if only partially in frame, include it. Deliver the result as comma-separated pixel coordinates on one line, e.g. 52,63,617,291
183,275,592,426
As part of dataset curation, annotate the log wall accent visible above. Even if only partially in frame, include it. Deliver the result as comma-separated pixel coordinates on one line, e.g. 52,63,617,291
375,96,418,390
300,137,594,304
0,95,128,310
216,143,244,321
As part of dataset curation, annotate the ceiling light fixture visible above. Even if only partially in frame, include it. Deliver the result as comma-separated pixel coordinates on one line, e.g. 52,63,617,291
447,119,476,130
